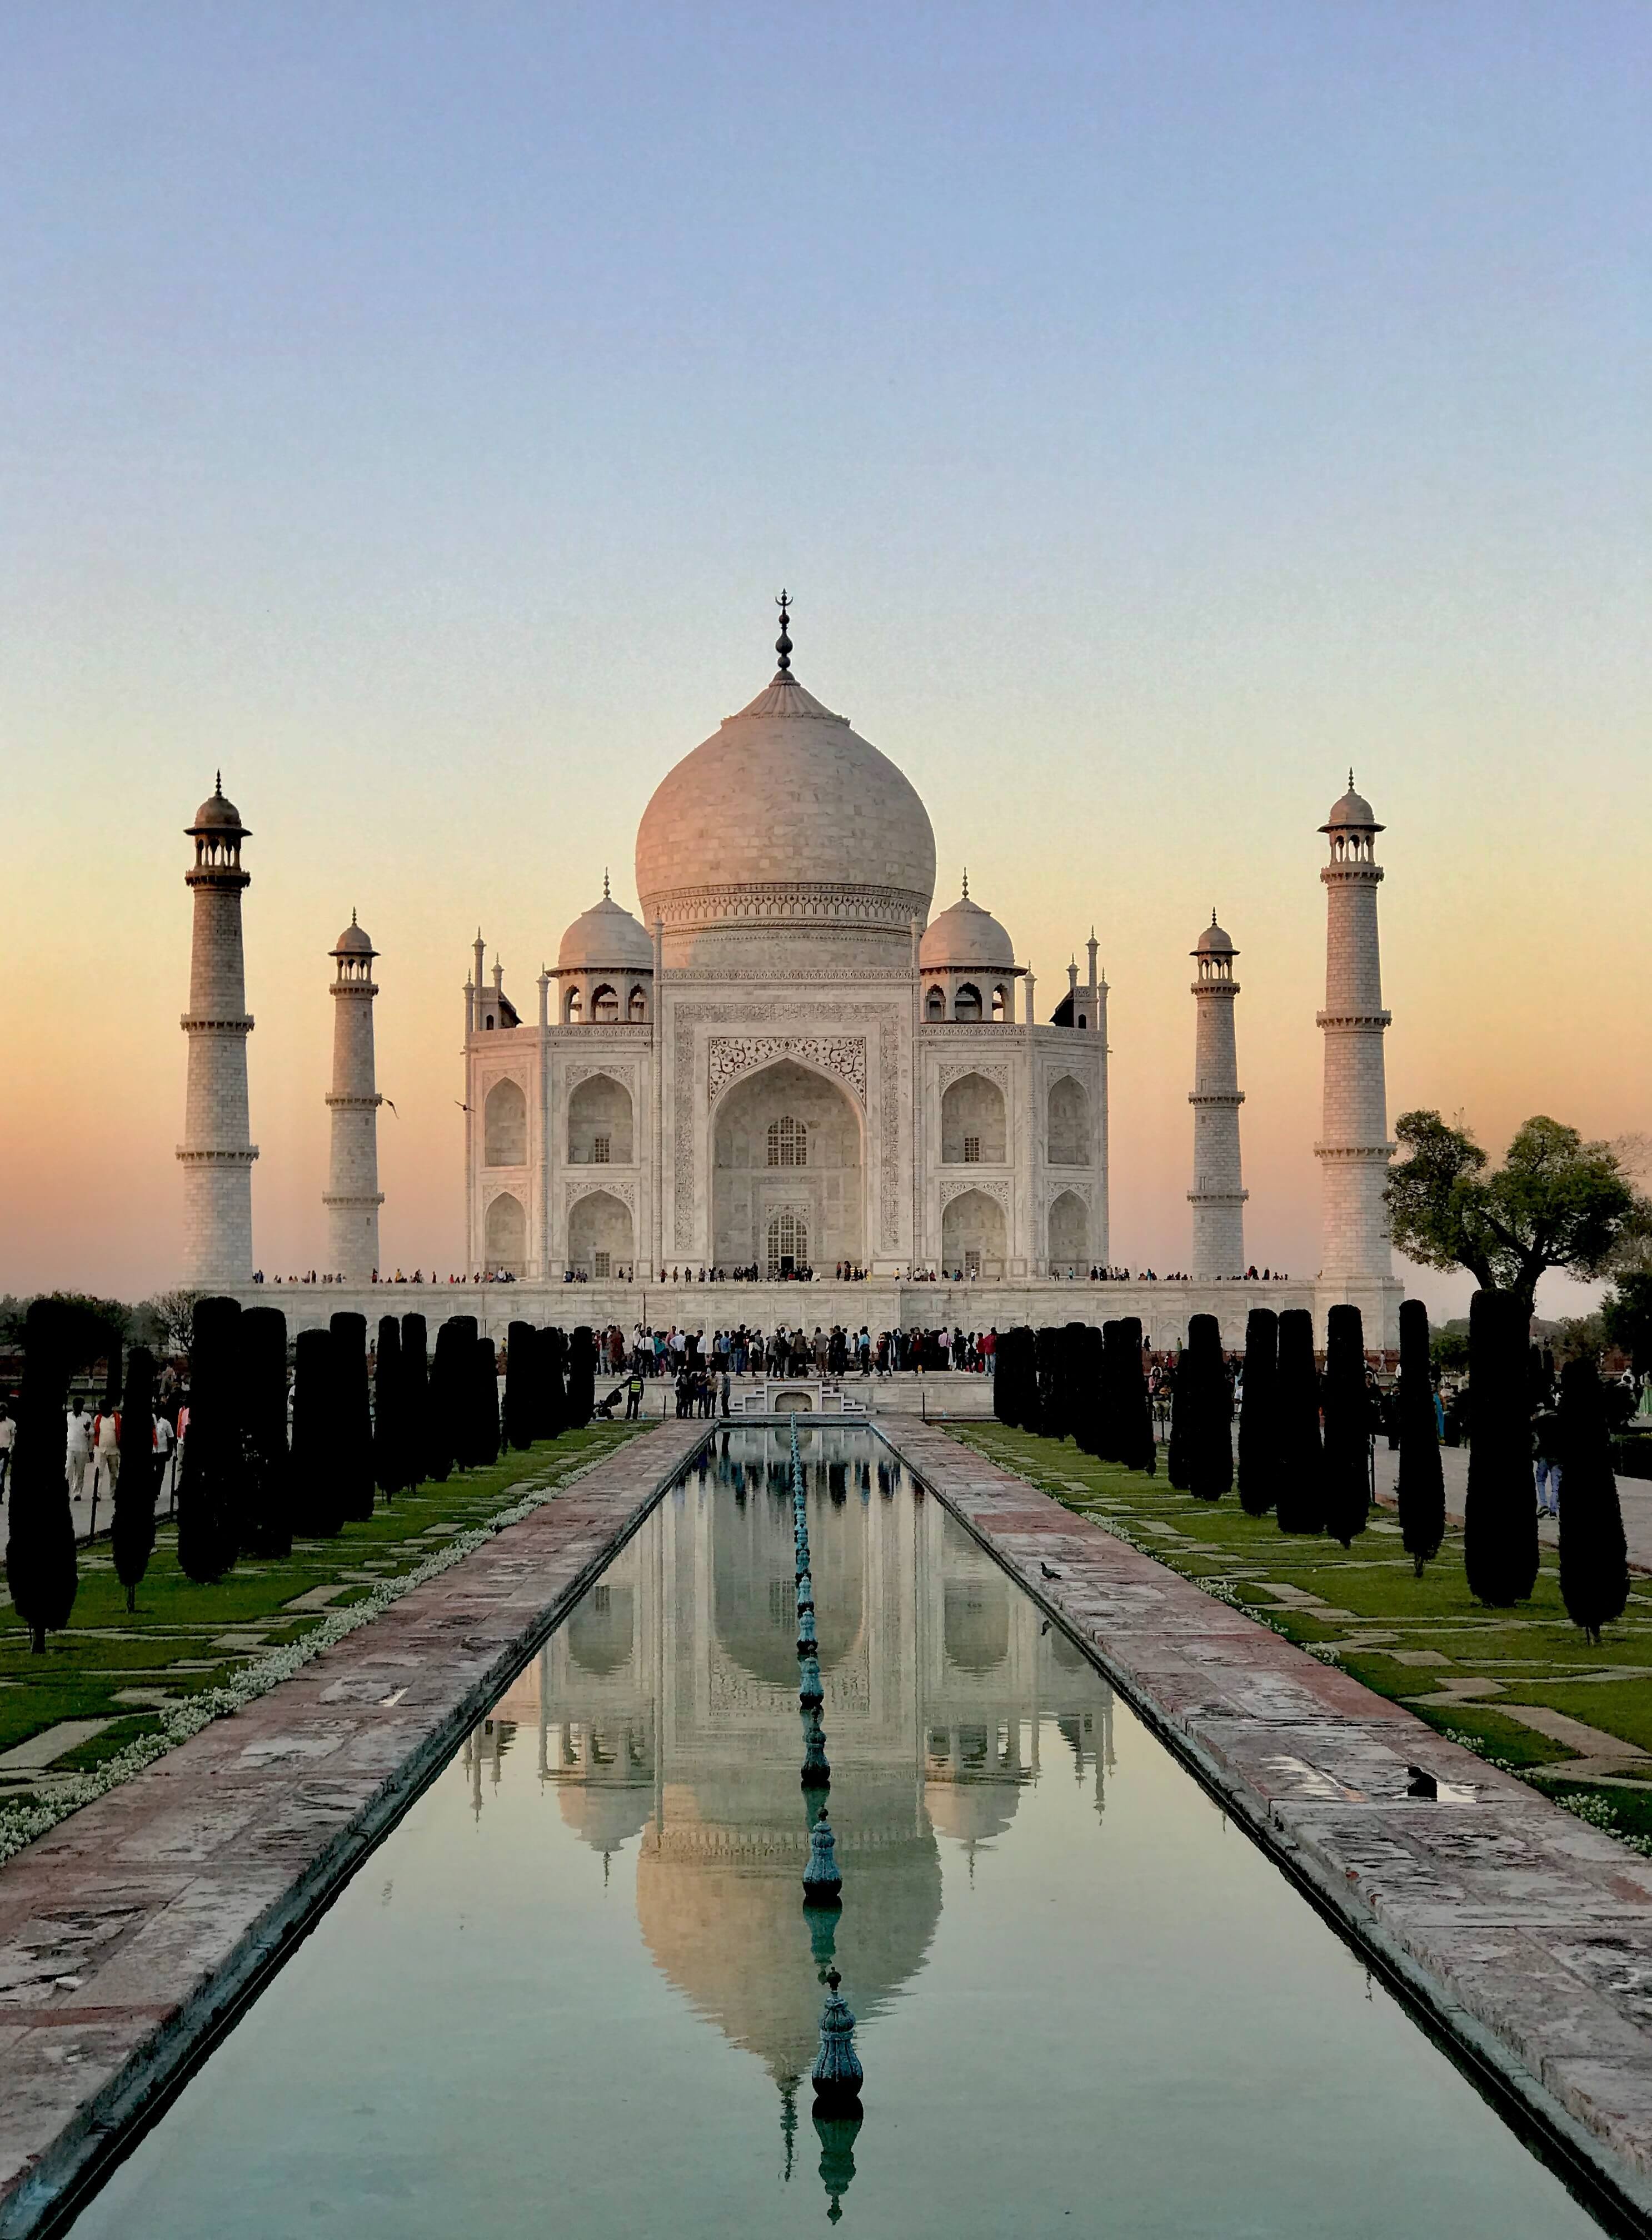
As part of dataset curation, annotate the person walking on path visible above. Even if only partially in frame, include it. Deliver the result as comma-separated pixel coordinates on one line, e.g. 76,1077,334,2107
64,1396,93,1502
719,1368,731,1417
0,1400,14,1502
153,1407,176,1506
1534,1398,1564,1519
90,1400,122,1508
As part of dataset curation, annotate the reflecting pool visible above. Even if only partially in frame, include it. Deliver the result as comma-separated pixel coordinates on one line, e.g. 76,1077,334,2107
74,1427,1605,2237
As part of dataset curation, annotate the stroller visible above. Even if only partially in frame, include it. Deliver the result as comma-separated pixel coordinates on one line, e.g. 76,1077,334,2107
592,1385,626,1421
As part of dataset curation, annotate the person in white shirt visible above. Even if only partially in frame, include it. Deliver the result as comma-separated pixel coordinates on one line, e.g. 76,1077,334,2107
91,1405,122,1503
153,1411,176,1505
64,1398,94,1502
0,1402,14,1500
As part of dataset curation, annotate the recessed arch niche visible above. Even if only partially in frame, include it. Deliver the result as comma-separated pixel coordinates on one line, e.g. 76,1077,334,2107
940,1187,1005,1276
485,1191,526,1275
1046,1075,1091,1166
567,1188,633,1277
484,1078,527,1166
712,1059,863,1272
568,1073,633,1164
940,1072,1006,1163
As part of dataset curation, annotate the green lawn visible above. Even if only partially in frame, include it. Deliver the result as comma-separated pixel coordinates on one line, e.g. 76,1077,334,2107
0,1425,643,1781
951,1421,1652,1853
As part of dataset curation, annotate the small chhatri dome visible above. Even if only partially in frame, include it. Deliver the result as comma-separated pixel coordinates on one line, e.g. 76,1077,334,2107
1322,769,1382,833
333,908,375,956
190,771,247,833
1193,909,1236,958
558,884,654,972
920,874,1015,970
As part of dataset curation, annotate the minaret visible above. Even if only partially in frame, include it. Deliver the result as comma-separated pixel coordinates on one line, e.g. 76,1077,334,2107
1316,775,1393,1280
1187,911,1246,1277
178,779,257,1282
324,912,384,1283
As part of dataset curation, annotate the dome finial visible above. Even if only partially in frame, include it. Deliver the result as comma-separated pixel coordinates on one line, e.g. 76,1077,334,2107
351,907,358,928
602,866,610,900
775,588,792,674
961,865,969,899
1211,906,1218,926
214,770,223,797
1349,766,1355,790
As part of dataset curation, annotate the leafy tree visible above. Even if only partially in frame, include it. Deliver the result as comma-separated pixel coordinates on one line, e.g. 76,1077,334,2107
1603,1274,1652,1375
1557,1358,1629,1643
1321,1306,1371,1547
1236,1308,1279,1517
1463,1288,1538,1605
5,1299,80,1650
992,1328,1036,1430
1386,1112,1651,1315
112,1345,161,1611
1274,1308,1324,1536
1396,1300,1445,1576
177,1295,243,1585
143,1288,202,1357
241,1306,292,1557
290,1328,342,1537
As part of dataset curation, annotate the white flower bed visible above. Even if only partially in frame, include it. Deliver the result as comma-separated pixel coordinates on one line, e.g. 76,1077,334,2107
0,1446,616,1866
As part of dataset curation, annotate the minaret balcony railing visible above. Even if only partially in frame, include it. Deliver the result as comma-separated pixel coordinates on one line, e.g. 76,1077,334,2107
323,1192,386,1208
180,1014,254,1033
1315,1010,1391,1030
176,1145,259,1163
1187,1089,1245,1106
325,1093,384,1109
1312,1142,1395,1162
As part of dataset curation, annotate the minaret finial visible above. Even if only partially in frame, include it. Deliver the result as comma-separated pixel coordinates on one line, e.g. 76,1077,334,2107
1349,766,1355,790
602,866,610,900
351,907,358,928
214,770,223,797
775,589,793,674
961,866,969,899
1211,907,1218,926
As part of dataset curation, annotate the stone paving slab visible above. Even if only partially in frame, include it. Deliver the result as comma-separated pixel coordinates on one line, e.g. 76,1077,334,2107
890,1422,1652,2230
0,1422,705,2240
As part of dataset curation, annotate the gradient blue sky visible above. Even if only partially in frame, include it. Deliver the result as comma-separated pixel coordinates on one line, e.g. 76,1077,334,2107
2,3,1648,1307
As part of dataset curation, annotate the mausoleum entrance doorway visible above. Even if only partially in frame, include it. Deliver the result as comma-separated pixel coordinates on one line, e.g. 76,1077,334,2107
712,1058,864,1274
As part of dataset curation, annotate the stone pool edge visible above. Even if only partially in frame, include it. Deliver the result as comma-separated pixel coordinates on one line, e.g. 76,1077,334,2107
0,1421,707,2240
888,1420,1652,2236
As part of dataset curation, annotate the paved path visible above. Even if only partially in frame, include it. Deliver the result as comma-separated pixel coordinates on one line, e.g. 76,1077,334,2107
0,1420,703,2239
890,1420,1652,2228
1375,1441,1652,1571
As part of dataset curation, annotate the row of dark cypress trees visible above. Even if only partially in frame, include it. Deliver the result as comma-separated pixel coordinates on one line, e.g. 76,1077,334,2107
4,1303,603,1645
994,1317,1156,1471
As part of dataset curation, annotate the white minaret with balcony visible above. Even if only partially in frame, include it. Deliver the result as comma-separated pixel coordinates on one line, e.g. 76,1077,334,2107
1187,910,1246,1276
178,777,257,1283
1316,775,1393,1283
324,912,385,1281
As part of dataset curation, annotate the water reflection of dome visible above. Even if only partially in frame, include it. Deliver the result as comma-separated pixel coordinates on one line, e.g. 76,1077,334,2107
565,1584,637,1679
922,1780,1020,1846
636,1772,941,2083
557,1781,654,1854
942,1578,1011,1674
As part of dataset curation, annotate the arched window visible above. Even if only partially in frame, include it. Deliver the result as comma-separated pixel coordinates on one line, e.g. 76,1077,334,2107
627,985,647,1021
954,983,982,1021
991,985,1009,1022
766,1209,807,1277
592,984,618,1022
766,1114,807,1168
926,986,945,1021
564,987,583,1023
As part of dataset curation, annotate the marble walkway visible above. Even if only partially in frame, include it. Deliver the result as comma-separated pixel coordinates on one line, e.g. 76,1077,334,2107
0,1420,704,2240
891,1420,1652,2231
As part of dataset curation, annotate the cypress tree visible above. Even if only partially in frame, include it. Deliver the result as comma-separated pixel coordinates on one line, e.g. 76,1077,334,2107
1274,1308,1325,1535
374,1316,404,1500
1236,1308,1279,1518
5,1298,79,1651
1071,1326,1106,1456
504,1320,537,1451
1184,1313,1233,1501
1116,1318,1155,1474
1094,1321,1124,1462
400,1313,430,1492
430,1316,473,1476
112,1343,161,1611
1321,1305,1371,1548
1046,1321,1086,1444
993,1327,1029,1428
566,1326,596,1430
1166,1350,1190,1490
331,1311,376,1523
536,1324,567,1442
1557,1357,1628,1644
241,1306,292,1557
176,1294,243,1584
288,1327,342,1536
1464,1288,1539,1606
472,1336,502,1465
1396,1300,1445,1576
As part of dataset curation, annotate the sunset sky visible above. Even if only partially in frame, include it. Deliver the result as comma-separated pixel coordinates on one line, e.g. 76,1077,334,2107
2,3,1646,1316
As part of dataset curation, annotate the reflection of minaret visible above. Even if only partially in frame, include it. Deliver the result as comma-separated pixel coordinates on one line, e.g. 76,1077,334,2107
324,912,384,1283
1187,911,1246,1278
178,777,257,1282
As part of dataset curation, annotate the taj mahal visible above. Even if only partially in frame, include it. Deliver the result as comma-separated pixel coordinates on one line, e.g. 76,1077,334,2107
177,598,1401,1347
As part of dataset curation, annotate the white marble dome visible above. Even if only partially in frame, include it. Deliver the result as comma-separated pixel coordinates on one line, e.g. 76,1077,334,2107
558,889,653,972
920,880,1015,970
635,669,936,966
1323,774,1381,832
332,912,374,956
1193,911,1235,957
